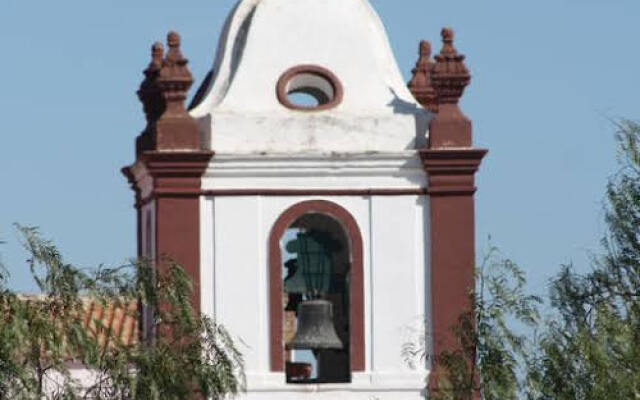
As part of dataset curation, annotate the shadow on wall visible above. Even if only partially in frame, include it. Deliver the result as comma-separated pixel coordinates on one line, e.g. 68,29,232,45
387,87,431,149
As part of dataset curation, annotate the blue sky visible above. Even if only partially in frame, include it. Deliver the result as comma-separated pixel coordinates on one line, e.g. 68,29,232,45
1,0,639,298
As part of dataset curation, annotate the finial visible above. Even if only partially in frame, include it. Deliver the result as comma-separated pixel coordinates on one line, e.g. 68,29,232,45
420,40,431,57
408,40,438,112
167,31,180,48
427,27,473,148
138,41,165,131
432,27,470,105
158,30,192,91
165,31,185,64
440,28,457,58
442,27,454,43
135,31,200,154
150,42,164,70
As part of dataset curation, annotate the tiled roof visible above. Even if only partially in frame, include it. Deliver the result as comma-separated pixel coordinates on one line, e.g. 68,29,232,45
14,295,139,348
81,298,139,347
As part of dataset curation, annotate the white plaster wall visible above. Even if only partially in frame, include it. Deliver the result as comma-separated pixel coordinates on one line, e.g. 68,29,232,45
188,1,433,397
240,389,426,400
369,196,428,374
190,0,431,154
200,195,429,399
201,153,427,190
40,367,123,398
209,196,267,372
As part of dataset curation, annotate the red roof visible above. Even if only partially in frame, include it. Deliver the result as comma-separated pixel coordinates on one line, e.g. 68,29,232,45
81,299,139,347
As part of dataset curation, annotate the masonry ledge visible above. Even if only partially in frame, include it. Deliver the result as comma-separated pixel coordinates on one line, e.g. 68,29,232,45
245,371,427,392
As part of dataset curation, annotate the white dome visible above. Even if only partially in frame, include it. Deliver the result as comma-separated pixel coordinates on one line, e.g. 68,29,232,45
191,0,430,154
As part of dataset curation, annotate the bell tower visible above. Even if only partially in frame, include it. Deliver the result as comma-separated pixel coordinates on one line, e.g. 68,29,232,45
123,1,486,398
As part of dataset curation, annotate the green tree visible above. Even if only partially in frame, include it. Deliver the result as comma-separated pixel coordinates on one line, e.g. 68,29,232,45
527,119,640,400
402,246,542,400
432,247,541,400
0,225,244,400
408,119,640,400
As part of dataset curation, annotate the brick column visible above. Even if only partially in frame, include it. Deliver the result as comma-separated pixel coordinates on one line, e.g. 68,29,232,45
416,28,487,397
124,31,212,313
143,151,212,312
421,149,485,379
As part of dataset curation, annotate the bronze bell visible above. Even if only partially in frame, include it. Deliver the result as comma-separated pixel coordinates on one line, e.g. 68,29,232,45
289,299,343,350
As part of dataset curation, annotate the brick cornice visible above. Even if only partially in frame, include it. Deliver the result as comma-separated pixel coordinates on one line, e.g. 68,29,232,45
123,151,214,208
121,166,141,204
141,151,214,180
420,148,487,195
141,151,214,197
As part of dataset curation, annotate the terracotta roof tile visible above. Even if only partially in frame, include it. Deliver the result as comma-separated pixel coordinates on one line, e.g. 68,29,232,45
81,298,139,347
14,295,139,348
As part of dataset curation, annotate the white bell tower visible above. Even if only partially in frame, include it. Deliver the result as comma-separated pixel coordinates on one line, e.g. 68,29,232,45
124,0,487,398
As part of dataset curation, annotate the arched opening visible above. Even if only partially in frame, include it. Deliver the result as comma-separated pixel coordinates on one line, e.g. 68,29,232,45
282,214,350,383
269,200,365,382
276,65,343,111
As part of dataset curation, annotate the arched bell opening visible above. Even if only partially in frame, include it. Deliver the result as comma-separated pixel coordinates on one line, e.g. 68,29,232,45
268,200,365,383
281,214,351,383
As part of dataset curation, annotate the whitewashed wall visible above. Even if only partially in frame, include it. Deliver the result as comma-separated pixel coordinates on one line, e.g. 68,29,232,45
199,194,429,399
187,0,434,397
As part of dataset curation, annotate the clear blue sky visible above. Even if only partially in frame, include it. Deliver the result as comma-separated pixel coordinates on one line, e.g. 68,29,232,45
1,1,638,298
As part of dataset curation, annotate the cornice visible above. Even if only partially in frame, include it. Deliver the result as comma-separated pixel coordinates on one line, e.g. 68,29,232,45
419,148,487,196
203,152,425,179
141,150,214,179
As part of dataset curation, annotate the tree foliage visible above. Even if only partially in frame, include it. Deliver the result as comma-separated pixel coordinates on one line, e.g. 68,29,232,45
421,120,640,400
0,225,244,399
425,247,542,400
527,119,640,399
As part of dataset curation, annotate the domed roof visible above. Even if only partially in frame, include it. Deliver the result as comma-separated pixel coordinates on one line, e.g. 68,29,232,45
190,0,430,154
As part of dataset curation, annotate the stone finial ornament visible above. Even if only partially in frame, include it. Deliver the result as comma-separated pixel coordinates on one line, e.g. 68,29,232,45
427,28,473,148
432,28,470,105
157,31,195,115
150,42,165,70
136,31,201,155
166,31,184,61
408,40,438,112
138,42,164,124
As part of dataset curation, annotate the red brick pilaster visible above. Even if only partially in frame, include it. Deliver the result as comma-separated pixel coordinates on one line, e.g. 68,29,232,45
419,28,487,398
143,151,212,312
124,31,212,313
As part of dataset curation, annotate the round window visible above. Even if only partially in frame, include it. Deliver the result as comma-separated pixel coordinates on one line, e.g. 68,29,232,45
276,65,343,111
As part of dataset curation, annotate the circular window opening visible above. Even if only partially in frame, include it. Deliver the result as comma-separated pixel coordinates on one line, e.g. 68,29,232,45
277,65,343,111
288,91,322,108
